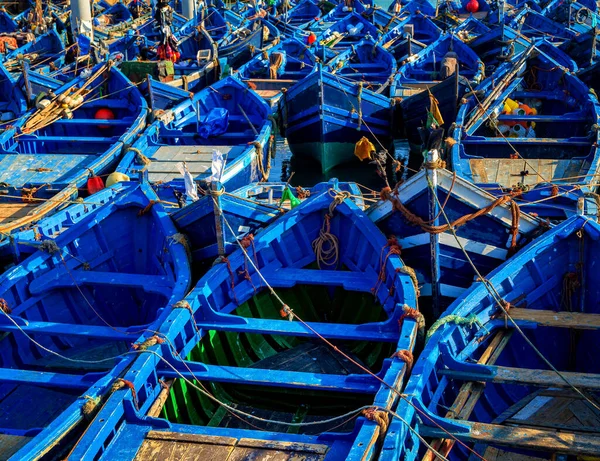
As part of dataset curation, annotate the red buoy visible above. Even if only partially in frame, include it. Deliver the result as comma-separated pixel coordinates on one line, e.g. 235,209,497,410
87,175,105,195
95,108,115,129
466,0,479,12
307,32,317,45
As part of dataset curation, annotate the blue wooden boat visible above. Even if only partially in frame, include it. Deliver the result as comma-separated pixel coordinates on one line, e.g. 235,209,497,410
117,26,219,93
326,37,397,94
0,61,27,121
284,65,392,173
393,34,484,146
319,0,367,24
0,181,191,460
392,33,485,99
171,178,364,266
63,187,420,461
381,12,442,63
363,6,404,32
118,76,273,197
217,17,280,69
507,8,578,43
268,0,322,35
381,211,600,461
93,2,135,29
367,149,545,318
2,28,65,72
0,182,130,268
450,45,600,220
0,61,148,233
236,37,318,109
316,12,380,49
388,0,437,16
0,8,18,33
542,0,599,34
560,26,599,70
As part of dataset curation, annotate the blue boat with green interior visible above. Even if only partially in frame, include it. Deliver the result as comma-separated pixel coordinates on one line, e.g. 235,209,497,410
315,12,380,49
0,182,191,461
62,187,421,461
380,211,600,461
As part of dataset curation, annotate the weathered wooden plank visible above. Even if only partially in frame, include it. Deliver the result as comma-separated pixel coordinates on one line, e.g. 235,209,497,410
441,366,600,390
134,432,328,461
0,434,32,459
421,421,600,456
504,308,600,330
423,330,513,461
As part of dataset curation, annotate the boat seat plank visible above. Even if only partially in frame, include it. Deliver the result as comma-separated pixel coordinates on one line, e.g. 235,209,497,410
34,341,129,371
420,421,600,456
196,316,400,342
503,308,600,329
264,268,377,291
162,361,379,393
134,431,328,461
29,269,172,296
441,365,600,390
462,138,591,146
0,367,99,390
0,319,133,340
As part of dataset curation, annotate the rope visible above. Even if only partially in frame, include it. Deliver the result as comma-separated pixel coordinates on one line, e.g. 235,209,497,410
137,200,157,216
249,140,271,181
0,298,11,314
429,179,600,414
381,187,521,247
391,349,414,372
399,305,426,343
311,191,350,268
131,335,165,351
426,314,483,342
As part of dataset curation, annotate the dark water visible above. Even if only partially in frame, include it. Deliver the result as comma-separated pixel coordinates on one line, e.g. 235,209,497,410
268,136,412,189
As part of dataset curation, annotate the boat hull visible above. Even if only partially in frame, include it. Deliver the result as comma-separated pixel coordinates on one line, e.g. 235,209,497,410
284,69,392,173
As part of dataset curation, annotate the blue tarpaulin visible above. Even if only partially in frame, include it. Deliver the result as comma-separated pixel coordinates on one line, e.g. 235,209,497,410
198,108,229,138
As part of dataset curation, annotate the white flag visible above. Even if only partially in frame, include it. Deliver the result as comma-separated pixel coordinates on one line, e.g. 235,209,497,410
207,149,225,183
177,161,199,202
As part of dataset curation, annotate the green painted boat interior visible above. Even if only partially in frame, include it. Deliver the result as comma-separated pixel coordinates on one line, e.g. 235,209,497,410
162,284,393,432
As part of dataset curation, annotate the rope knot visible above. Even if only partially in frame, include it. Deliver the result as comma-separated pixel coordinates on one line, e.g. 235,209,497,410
110,378,138,410
240,233,255,249
279,304,294,321
362,408,389,439
295,186,310,199
399,305,425,342
551,184,559,197
39,239,60,254
173,300,192,312
391,349,414,371
0,298,11,314
132,335,165,351
138,200,157,216
380,186,393,201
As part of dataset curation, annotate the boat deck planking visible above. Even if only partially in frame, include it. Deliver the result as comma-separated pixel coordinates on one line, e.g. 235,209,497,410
145,145,237,182
134,432,329,461
504,308,600,329
0,203,39,224
469,158,586,187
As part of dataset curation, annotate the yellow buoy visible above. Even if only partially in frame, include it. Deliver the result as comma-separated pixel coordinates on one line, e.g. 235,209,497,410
106,172,130,187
